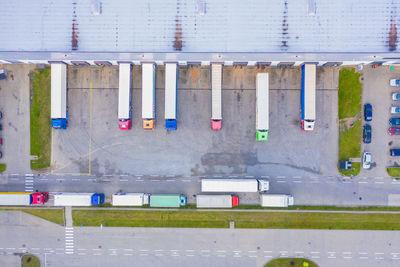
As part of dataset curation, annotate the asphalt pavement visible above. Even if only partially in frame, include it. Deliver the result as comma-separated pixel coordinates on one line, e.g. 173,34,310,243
1,211,400,267
1,173,400,206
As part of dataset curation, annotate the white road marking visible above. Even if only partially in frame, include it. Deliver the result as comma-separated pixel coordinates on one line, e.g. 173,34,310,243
277,181,286,183
120,179,128,182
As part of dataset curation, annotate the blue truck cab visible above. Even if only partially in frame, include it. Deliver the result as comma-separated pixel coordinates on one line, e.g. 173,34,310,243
165,119,177,130
52,111,68,129
91,193,105,205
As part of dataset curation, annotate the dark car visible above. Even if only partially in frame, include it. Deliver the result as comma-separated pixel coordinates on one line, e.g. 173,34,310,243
364,104,372,121
363,124,372,143
389,127,400,135
391,149,400,156
0,69,6,80
390,118,400,126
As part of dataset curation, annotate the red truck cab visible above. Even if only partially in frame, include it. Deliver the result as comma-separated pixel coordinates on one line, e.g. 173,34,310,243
119,119,131,130
231,195,239,207
31,192,49,204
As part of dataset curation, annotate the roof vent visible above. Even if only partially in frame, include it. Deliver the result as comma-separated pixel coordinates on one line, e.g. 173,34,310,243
307,0,316,16
91,0,102,15
196,0,206,16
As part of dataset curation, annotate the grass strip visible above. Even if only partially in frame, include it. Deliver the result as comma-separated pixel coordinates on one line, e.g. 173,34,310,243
73,209,400,230
30,67,51,170
0,208,65,226
21,254,40,267
338,68,362,119
387,167,400,178
264,258,318,267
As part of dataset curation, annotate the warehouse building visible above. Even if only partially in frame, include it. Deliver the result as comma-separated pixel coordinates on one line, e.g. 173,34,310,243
0,0,399,66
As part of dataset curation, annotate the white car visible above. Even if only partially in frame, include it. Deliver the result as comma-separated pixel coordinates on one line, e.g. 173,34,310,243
363,152,371,169
393,93,400,100
391,107,400,114
390,79,400,87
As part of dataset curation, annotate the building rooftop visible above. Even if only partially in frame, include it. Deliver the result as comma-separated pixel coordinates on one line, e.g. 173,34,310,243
0,0,398,54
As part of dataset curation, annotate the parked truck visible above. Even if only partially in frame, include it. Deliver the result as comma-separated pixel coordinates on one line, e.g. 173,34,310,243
256,73,269,141
260,194,294,207
142,63,156,129
118,63,132,130
0,192,49,205
150,194,187,208
165,63,178,130
51,63,68,129
301,64,316,131
201,178,269,193
111,193,150,206
53,193,104,206
196,195,239,208
211,63,223,130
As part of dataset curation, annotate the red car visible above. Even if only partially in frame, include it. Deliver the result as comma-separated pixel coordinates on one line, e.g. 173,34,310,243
389,127,400,135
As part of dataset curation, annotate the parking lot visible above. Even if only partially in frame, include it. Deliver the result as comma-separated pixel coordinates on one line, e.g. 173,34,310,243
361,66,400,177
51,65,339,178
0,64,36,174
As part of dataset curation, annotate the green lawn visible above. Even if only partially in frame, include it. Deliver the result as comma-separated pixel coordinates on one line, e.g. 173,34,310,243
20,209,64,226
0,164,6,173
387,167,400,177
30,67,51,170
338,119,361,176
264,258,318,267
337,68,363,177
21,254,40,267
73,209,400,230
338,68,362,119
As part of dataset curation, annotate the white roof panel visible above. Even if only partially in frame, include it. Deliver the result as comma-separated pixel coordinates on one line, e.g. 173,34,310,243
0,0,398,53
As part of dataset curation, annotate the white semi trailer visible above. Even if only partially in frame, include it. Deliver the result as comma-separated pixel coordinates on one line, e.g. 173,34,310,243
51,63,68,129
256,73,269,140
301,64,316,131
201,178,269,193
260,194,294,207
53,193,104,206
211,63,223,130
196,195,239,208
111,193,150,206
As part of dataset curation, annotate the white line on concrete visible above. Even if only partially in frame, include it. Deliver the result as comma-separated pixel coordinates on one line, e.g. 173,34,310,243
120,179,128,182
358,181,368,184
293,180,302,183
277,181,286,183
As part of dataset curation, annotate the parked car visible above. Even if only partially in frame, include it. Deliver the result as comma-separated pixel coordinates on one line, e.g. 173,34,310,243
364,103,372,121
393,93,400,100
389,127,400,135
0,69,6,80
391,107,400,114
391,149,400,156
390,118,400,126
363,152,371,169
363,124,372,144
390,79,400,87
0,124,3,131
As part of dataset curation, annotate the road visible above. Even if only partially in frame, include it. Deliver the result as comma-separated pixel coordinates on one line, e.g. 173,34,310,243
1,173,400,206
1,210,400,267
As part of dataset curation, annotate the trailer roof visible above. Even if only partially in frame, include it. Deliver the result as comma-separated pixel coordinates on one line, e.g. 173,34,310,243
141,63,155,119
118,63,131,119
256,73,269,130
51,63,67,118
302,64,316,119
211,64,222,120
0,0,398,54
164,63,177,120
